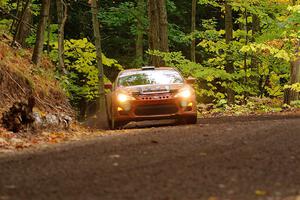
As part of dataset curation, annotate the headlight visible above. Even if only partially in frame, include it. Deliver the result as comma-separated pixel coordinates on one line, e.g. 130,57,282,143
117,93,135,103
175,88,192,98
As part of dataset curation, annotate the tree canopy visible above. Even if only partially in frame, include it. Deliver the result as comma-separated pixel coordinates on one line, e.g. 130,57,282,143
0,0,299,119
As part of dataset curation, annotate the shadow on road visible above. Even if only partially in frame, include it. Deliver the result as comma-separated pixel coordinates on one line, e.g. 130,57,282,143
122,114,300,129
198,114,300,124
124,119,177,129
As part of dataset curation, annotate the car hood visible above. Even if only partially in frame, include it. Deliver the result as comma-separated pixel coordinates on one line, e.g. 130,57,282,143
116,84,187,95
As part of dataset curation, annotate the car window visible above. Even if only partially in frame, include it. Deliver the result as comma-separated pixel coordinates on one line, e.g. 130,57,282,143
118,70,184,87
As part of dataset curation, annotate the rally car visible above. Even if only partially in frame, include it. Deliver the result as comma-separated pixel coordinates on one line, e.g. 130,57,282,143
105,66,197,129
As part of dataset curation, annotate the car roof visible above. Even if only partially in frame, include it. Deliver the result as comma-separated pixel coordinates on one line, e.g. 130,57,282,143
119,67,177,75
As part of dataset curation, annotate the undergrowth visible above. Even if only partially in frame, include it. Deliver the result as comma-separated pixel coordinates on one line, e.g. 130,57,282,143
199,97,300,117
0,34,73,117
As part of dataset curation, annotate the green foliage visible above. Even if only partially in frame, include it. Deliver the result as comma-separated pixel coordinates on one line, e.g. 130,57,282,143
0,19,12,31
100,2,145,29
0,0,14,31
190,0,297,103
51,38,122,107
99,0,188,67
2,0,298,112
198,0,220,8
290,100,300,108
1,0,41,34
148,50,233,103
0,0,12,10
0,0,9,7
284,83,300,92
26,24,58,46
99,1,147,67
168,24,187,47
200,97,284,117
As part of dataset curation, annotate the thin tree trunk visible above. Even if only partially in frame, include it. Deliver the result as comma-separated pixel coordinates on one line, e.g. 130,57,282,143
225,0,235,105
32,0,51,65
251,14,262,97
191,0,196,62
285,0,300,103
157,0,169,52
11,0,30,47
16,2,32,47
243,8,249,99
9,0,21,33
135,0,144,66
56,0,68,73
46,17,51,54
289,41,300,101
90,0,108,128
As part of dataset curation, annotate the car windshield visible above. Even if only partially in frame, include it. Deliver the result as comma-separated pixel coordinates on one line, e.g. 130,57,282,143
118,69,184,87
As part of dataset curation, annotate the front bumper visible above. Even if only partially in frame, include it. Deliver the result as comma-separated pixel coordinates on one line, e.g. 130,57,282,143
112,94,197,122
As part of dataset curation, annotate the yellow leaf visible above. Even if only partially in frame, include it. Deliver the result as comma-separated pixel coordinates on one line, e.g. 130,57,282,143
255,190,267,196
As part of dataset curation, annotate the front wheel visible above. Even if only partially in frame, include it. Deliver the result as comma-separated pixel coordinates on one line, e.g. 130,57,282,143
186,115,197,124
177,115,197,125
109,118,127,130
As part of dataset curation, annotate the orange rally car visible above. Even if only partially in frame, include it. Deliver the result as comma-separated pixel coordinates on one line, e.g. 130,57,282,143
105,66,197,129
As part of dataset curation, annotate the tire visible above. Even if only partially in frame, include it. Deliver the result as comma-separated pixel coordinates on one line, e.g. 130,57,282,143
186,115,197,124
110,119,127,130
177,115,197,125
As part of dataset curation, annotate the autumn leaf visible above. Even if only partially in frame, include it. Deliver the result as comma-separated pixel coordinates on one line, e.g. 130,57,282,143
255,190,267,196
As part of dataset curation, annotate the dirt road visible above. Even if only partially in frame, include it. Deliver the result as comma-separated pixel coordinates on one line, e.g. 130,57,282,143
1,115,300,200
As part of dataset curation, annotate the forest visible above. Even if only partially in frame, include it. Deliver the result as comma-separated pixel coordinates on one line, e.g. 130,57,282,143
0,0,300,120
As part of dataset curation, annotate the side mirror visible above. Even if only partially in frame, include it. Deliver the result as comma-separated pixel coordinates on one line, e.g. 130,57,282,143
186,77,196,85
104,83,113,90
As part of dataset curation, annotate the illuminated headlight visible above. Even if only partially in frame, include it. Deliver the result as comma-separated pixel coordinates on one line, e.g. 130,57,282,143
117,93,135,103
175,88,192,99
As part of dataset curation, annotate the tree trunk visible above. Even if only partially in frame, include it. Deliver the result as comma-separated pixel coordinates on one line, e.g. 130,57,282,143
251,14,260,67
56,0,68,73
11,0,31,47
225,0,235,105
148,0,161,66
46,16,51,54
9,0,21,33
191,0,196,62
90,0,108,129
16,2,32,47
289,42,300,102
32,0,51,65
251,14,262,96
157,0,169,52
148,0,169,66
135,0,144,66
285,0,300,103
243,8,249,100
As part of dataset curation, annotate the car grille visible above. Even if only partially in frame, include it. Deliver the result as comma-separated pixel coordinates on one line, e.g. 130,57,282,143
140,95,170,100
135,104,178,116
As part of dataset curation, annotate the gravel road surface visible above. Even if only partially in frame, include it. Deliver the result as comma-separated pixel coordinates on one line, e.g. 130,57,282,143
1,115,300,200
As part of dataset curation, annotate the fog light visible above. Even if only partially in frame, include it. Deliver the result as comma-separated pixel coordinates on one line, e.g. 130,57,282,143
122,103,131,111
118,103,131,112
180,101,188,107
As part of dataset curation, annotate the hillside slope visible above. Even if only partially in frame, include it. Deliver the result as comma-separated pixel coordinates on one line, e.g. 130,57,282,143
0,34,73,121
